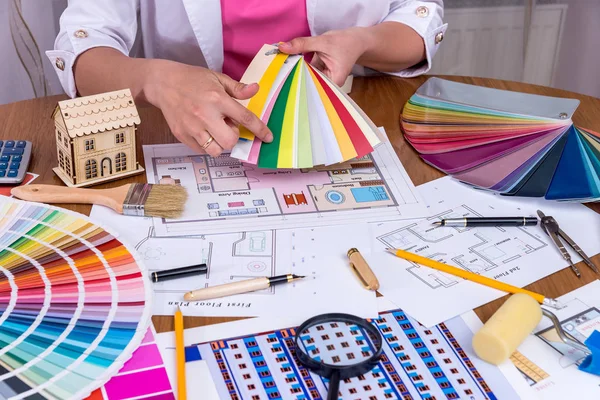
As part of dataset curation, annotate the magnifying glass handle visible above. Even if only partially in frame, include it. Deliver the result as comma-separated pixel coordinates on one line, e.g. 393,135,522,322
327,370,341,400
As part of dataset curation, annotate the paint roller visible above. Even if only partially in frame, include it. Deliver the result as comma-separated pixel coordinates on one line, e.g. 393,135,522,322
472,293,600,375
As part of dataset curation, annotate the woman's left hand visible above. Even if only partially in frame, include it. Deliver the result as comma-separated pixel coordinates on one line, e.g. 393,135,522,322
278,28,368,86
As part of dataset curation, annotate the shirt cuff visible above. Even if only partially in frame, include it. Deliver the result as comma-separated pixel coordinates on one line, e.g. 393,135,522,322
382,1,448,78
46,26,130,98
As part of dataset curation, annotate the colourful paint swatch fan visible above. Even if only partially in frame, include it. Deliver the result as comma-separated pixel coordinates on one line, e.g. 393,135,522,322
0,197,151,399
231,44,385,168
401,77,600,202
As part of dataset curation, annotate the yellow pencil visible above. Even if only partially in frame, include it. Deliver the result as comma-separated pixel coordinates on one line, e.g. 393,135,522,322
385,248,563,309
174,306,186,400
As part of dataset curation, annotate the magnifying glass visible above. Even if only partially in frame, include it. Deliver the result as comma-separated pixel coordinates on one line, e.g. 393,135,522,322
294,313,383,400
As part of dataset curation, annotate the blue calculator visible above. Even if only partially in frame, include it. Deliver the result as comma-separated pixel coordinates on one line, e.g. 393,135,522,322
0,140,32,184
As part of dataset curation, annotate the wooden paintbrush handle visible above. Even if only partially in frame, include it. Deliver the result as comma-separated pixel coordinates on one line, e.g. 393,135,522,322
10,184,129,213
184,278,269,301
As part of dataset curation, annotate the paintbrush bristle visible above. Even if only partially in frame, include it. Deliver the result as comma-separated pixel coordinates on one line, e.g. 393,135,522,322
144,184,188,219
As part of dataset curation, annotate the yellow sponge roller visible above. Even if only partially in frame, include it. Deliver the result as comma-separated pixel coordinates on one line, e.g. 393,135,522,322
472,293,543,365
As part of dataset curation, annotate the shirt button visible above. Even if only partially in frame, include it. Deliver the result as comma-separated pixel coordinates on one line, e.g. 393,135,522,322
55,58,65,71
74,29,88,38
416,6,429,18
435,32,444,44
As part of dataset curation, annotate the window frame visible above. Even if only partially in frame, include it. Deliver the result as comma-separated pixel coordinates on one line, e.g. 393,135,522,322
85,159,98,180
115,132,125,144
115,152,127,172
84,138,95,151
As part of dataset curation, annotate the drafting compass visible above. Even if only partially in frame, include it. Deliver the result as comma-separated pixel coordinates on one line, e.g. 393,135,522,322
537,210,599,277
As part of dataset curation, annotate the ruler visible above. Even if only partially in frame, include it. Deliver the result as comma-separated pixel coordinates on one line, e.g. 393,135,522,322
510,351,550,383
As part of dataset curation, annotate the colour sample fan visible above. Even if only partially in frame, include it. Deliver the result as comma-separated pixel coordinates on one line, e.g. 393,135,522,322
0,197,151,399
230,44,385,169
401,78,600,202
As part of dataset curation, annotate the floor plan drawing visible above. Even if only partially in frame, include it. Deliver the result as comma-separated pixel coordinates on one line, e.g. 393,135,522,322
89,205,378,319
133,225,276,296
143,138,427,236
364,176,600,327
155,153,397,215
375,205,547,289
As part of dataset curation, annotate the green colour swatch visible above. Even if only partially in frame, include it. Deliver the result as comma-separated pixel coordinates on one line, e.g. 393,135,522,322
258,62,299,169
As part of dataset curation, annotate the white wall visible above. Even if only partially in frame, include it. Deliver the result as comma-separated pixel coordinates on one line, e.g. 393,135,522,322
553,0,600,98
0,0,66,104
429,4,568,87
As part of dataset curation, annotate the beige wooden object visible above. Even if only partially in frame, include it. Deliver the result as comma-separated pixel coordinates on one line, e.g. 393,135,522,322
51,89,144,188
11,182,189,219
184,277,269,301
347,248,380,290
11,184,132,213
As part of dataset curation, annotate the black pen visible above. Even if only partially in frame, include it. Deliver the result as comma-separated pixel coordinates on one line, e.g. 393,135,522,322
433,217,538,227
151,263,208,283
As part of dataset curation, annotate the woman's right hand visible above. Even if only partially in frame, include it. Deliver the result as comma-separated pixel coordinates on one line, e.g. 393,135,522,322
144,60,273,157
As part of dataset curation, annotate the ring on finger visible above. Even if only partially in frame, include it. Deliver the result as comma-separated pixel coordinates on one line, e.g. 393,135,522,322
201,135,215,150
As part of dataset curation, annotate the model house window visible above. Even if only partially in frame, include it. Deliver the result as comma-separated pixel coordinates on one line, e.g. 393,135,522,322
58,150,65,170
85,139,95,151
115,132,125,144
115,152,127,172
85,159,98,179
64,137,69,147
57,130,61,142
65,157,71,176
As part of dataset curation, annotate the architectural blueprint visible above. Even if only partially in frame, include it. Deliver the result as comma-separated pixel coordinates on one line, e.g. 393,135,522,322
143,134,427,236
365,177,600,327
484,281,600,399
374,204,547,290
155,298,533,400
90,205,378,319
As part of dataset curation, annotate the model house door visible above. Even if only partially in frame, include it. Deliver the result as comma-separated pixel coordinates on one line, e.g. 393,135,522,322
101,157,112,177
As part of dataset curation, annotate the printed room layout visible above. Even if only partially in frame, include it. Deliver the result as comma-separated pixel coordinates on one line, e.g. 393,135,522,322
144,141,427,236
377,205,547,289
152,153,398,221
134,225,276,294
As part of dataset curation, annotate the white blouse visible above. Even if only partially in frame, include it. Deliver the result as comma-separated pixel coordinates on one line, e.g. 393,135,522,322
46,0,447,98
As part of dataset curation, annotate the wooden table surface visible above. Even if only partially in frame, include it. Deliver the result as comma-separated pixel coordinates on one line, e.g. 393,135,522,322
2,75,599,334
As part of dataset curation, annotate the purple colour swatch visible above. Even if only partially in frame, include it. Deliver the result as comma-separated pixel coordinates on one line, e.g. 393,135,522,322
421,128,561,173
118,344,163,373
104,367,173,399
491,132,566,192
453,129,563,189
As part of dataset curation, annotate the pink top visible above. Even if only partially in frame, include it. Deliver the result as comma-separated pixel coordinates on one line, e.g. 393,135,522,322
221,0,311,81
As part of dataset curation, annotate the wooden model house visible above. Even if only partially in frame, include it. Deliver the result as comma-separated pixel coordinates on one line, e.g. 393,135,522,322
52,89,144,187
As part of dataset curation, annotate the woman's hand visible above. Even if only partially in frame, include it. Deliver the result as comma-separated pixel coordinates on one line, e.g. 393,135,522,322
279,23,426,86
278,28,367,86
144,60,273,157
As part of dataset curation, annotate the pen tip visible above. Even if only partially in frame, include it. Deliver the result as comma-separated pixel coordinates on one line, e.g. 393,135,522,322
293,275,306,279
385,248,396,254
432,221,442,226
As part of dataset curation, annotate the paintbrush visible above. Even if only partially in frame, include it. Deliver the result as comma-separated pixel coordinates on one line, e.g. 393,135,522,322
11,183,187,219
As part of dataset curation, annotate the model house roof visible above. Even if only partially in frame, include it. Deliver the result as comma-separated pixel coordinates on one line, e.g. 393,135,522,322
53,89,140,138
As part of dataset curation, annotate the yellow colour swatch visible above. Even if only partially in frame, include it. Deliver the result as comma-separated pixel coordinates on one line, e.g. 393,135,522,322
306,65,357,160
239,46,289,140
277,63,302,168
